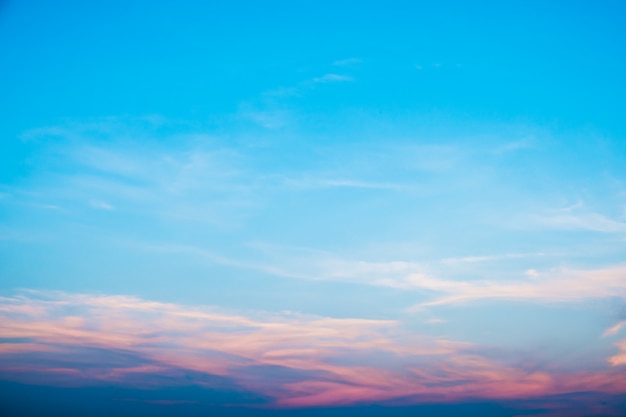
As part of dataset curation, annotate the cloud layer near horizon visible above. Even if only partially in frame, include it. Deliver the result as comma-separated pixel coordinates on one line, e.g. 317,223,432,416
1,291,625,409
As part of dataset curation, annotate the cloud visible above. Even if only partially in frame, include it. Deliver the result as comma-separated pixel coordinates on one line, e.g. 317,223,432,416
493,137,536,154
141,243,626,309
89,200,114,210
608,340,626,366
441,252,547,264
333,58,361,66
223,244,430,289
134,242,431,291
604,321,625,337
1,291,626,408
13,126,256,229
279,176,413,191
239,107,291,129
238,68,357,129
197,242,626,308
312,73,353,83
536,212,626,233
408,265,626,310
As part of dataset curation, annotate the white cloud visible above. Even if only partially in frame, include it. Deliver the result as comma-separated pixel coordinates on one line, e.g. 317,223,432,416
238,244,429,289
279,176,413,191
408,265,626,310
536,212,626,233
138,241,626,309
441,253,546,264
147,242,429,290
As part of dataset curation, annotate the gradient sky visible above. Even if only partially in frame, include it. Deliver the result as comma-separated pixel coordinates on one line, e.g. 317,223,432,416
1,1,626,416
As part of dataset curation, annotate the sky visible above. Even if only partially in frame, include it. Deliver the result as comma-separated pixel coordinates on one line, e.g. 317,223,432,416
1,0,626,416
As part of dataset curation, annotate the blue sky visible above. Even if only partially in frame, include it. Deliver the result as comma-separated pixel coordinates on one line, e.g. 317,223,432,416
1,1,626,416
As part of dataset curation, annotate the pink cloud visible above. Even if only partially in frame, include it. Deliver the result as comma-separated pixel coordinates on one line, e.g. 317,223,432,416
603,321,625,337
1,291,625,408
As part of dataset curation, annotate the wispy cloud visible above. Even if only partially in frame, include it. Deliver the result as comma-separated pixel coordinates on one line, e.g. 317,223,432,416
441,252,547,264
13,126,256,228
608,340,626,366
492,137,537,154
312,73,353,83
136,242,626,309
89,199,114,210
240,108,291,129
279,176,413,191
408,266,626,310
604,321,626,337
214,243,430,289
333,58,361,66
241,67,356,128
141,242,427,290
12,118,626,311
535,212,626,233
